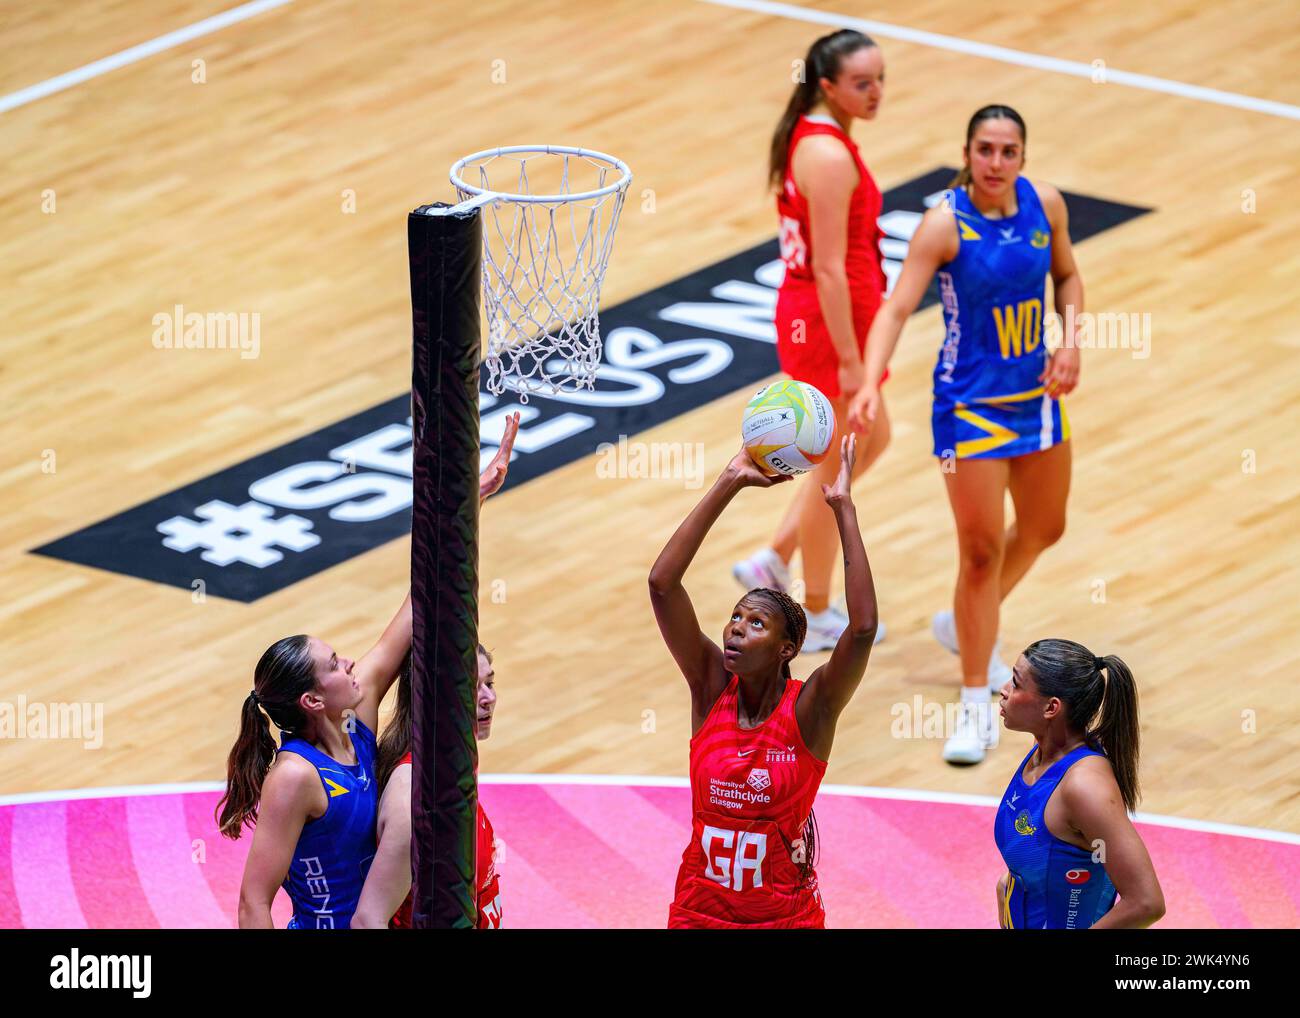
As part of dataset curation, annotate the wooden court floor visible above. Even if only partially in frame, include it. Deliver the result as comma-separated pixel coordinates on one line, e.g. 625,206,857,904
2,0,1298,836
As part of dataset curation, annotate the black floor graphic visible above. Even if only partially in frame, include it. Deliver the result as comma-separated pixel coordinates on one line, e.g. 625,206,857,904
33,168,1149,601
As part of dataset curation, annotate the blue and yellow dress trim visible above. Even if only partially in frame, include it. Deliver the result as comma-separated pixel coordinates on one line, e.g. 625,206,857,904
930,177,1070,460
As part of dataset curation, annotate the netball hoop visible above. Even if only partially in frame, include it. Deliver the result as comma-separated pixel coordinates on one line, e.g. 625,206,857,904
406,146,629,929
440,144,632,400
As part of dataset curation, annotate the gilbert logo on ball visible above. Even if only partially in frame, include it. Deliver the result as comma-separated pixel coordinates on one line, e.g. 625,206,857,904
742,380,835,476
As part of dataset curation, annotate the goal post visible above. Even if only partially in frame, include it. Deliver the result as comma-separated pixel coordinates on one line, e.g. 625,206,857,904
405,146,629,929
407,202,482,929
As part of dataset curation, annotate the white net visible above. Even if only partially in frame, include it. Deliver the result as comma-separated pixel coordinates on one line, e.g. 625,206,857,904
451,146,631,401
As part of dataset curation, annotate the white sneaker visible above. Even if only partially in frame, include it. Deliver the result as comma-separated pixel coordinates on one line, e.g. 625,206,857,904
931,609,960,655
942,701,1000,765
831,598,887,645
986,655,1012,694
932,610,1010,692
802,607,847,652
732,548,791,594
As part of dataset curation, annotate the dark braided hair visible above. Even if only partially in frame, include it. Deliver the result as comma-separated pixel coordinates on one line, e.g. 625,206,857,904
742,588,807,678
794,809,820,886
740,588,818,880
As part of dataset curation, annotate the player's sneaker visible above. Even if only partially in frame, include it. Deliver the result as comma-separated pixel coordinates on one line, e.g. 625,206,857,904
732,548,791,594
803,605,886,651
801,606,847,652
987,655,1013,695
931,609,960,654
831,597,886,645
932,610,1011,692
942,699,1000,765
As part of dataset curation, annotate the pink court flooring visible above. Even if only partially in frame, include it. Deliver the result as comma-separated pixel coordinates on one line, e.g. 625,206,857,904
2,776,1298,929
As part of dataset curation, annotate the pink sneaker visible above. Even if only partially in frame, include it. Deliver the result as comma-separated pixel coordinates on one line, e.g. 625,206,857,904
731,548,791,594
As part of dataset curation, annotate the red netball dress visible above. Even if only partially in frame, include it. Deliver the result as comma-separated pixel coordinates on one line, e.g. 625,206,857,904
775,113,887,398
669,675,829,928
388,752,502,929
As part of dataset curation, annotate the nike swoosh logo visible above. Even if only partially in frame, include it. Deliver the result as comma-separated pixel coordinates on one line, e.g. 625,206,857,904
738,749,756,757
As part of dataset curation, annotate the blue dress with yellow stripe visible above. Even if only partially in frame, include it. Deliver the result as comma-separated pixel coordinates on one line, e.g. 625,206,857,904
931,176,1070,459
994,743,1117,929
277,717,378,929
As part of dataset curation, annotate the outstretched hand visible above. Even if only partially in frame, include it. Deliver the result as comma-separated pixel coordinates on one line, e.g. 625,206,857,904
479,411,521,501
846,384,880,435
725,447,795,489
821,433,857,508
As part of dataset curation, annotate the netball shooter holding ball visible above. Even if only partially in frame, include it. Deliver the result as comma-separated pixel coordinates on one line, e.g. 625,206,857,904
652,434,878,928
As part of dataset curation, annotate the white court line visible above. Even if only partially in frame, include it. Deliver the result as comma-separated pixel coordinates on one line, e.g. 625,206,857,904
3,775,1299,846
0,0,293,115
0,781,227,805
699,0,1300,122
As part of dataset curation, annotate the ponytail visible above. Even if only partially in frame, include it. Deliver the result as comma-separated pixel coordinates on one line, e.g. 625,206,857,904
950,104,1028,189
1089,654,1140,812
769,29,877,191
216,635,316,839
1023,639,1141,812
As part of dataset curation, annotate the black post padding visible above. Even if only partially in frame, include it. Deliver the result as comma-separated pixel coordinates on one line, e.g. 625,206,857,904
408,203,481,929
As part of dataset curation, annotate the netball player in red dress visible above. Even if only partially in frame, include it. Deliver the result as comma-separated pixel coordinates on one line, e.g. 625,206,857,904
734,29,890,652
351,644,503,929
651,434,879,928
350,414,518,930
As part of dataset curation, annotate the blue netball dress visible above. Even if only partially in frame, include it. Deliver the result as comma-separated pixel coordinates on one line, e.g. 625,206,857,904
932,176,1069,459
277,718,378,929
994,743,1117,929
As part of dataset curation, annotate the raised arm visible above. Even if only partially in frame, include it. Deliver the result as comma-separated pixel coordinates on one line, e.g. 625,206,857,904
848,203,959,431
351,763,413,929
354,592,411,734
1062,759,1165,929
649,450,790,729
479,411,520,505
796,434,879,759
